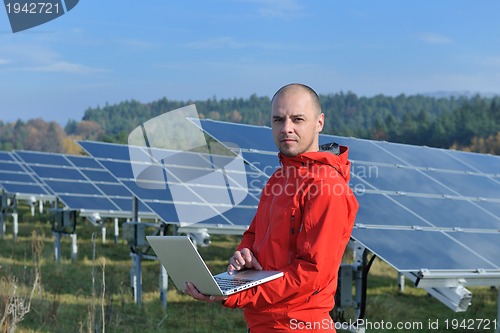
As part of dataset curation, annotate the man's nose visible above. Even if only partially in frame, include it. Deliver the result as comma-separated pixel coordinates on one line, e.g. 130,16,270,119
281,119,293,133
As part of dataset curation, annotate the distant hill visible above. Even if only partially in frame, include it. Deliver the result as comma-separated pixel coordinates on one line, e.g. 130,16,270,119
1,92,499,155
421,90,498,99
75,92,500,151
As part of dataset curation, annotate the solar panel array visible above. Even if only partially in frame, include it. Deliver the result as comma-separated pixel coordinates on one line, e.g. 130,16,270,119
3,117,499,282
12,150,156,219
78,140,265,232
199,119,500,275
0,150,54,201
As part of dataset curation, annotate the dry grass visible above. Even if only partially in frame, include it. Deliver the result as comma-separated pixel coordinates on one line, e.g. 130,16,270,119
0,208,498,333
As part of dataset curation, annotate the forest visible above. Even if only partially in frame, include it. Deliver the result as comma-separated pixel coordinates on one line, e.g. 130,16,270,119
1,92,499,155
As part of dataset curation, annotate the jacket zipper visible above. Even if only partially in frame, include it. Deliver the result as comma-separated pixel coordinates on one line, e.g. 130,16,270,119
289,209,298,264
256,169,289,253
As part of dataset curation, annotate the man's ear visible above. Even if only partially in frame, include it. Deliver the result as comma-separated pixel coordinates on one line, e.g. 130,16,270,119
316,113,325,133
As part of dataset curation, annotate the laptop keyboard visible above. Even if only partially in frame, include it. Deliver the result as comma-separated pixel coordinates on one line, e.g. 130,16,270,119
214,276,253,290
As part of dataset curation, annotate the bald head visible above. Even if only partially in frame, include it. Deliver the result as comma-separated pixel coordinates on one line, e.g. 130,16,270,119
271,83,322,117
270,83,324,156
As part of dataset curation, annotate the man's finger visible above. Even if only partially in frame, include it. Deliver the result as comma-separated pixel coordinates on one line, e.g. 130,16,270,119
185,282,228,302
241,249,253,263
252,257,263,270
185,282,201,298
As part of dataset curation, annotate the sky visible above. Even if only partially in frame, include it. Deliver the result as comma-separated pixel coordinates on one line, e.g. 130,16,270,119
0,0,499,125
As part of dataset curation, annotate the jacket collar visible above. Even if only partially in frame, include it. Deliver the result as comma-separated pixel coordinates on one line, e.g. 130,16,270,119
278,142,352,182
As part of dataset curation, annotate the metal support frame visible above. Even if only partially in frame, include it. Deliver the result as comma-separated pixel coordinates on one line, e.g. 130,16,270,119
82,213,111,244
130,251,143,304
12,211,18,241
101,225,106,244
334,240,500,332
125,196,166,305
398,272,405,293
427,284,472,312
160,265,168,309
124,196,178,307
333,240,367,333
0,194,19,241
9,195,18,241
54,232,61,263
128,197,142,304
415,269,500,288
125,219,165,305
114,218,119,244
496,289,500,333
0,209,5,239
0,191,8,239
39,200,44,214
400,268,500,323
0,194,49,240
71,233,78,261
353,243,366,323
124,197,210,308
158,223,169,309
30,197,36,216
28,196,44,216
52,206,78,263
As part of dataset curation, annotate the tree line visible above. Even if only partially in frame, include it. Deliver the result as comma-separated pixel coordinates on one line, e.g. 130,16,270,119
1,92,499,155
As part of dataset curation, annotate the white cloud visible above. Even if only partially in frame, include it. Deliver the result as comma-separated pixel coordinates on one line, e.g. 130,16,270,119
183,37,246,49
26,62,107,74
0,43,106,74
477,55,500,67
117,38,161,50
182,37,317,52
241,0,304,18
416,33,452,45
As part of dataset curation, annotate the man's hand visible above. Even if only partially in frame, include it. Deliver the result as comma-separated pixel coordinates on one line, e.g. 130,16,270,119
184,282,228,303
228,248,262,274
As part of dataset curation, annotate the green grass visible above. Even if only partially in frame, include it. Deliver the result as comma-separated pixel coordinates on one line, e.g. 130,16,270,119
0,209,498,333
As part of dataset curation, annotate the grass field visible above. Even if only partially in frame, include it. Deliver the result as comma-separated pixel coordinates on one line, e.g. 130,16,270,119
0,208,498,333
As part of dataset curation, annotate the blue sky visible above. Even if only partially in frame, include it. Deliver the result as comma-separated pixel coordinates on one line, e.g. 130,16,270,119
1,1,499,125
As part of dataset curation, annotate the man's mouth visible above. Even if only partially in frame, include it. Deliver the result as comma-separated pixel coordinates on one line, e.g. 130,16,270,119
280,138,296,143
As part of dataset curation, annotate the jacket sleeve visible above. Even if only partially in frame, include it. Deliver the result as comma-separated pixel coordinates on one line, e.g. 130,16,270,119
223,179,357,310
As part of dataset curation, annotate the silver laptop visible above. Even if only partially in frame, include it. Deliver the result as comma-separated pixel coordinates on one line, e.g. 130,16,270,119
147,235,283,296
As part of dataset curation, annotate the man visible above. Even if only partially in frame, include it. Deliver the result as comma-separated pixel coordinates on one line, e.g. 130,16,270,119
185,83,359,332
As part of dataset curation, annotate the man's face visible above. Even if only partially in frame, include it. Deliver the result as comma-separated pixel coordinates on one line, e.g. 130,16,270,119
271,88,324,157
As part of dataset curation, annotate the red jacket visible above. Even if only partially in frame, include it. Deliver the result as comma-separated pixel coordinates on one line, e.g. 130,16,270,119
223,145,359,332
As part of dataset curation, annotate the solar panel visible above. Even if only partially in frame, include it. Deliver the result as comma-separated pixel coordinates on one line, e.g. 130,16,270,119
197,119,500,278
351,228,500,271
447,149,500,175
199,119,277,152
391,196,499,230
0,150,54,201
13,150,155,218
78,140,264,232
367,139,499,175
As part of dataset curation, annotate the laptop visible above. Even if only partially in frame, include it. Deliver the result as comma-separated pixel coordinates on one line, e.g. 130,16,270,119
146,235,284,296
